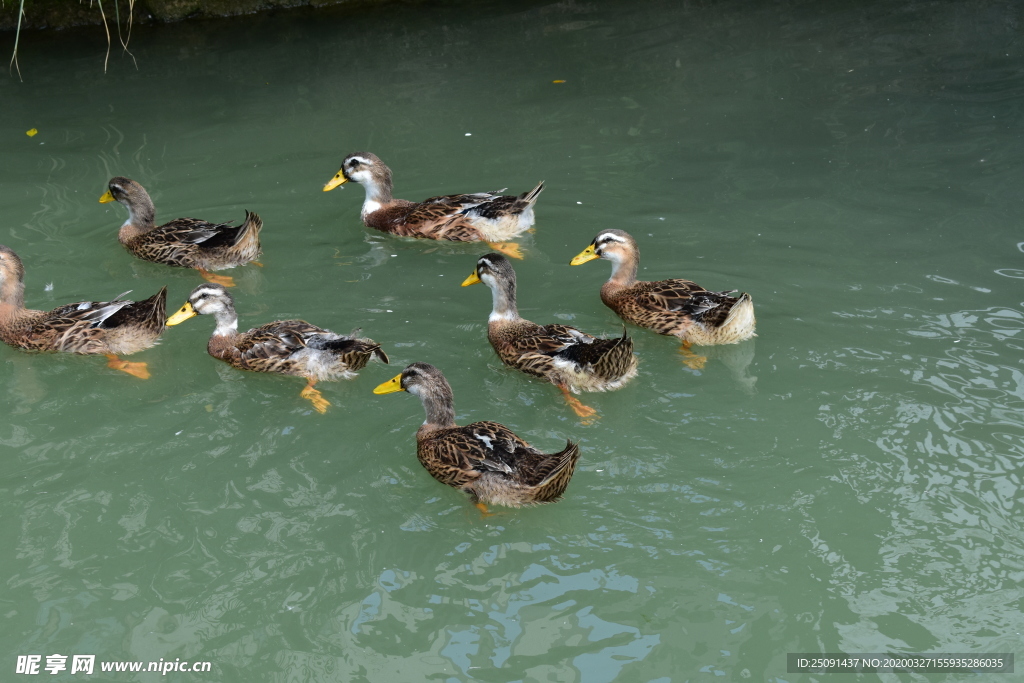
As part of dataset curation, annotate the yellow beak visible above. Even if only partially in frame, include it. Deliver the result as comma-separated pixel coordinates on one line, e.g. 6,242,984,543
373,374,405,394
98,190,114,203
323,170,349,192
570,245,599,265
166,301,197,326
461,270,481,287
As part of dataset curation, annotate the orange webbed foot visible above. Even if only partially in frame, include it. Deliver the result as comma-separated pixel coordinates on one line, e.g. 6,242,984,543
678,341,708,370
198,269,236,287
474,501,497,518
683,356,707,370
485,241,524,259
105,354,151,379
558,385,600,424
299,382,330,414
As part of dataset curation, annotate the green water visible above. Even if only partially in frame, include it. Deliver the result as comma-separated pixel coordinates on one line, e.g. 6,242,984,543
2,0,1023,680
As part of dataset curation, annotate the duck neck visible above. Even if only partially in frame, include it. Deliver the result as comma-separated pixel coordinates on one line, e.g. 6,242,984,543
117,194,157,241
210,305,239,339
360,173,395,218
0,270,25,310
412,382,457,433
487,276,519,323
606,250,639,287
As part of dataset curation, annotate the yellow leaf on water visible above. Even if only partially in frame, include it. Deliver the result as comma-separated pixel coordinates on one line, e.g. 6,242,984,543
26,128,38,137
552,80,566,83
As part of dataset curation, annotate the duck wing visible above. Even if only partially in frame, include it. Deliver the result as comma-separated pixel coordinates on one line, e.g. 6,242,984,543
544,324,632,370
234,320,324,361
145,217,239,246
422,421,535,484
22,290,160,353
634,279,737,318
46,291,135,327
385,196,491,241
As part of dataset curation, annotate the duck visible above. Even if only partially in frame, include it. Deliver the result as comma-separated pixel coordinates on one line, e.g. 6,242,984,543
166,284,388,413
373,362,580,512
570,229,756,368
0,245,165,379
322,152,543,259
462,253,637,420
100,176,262,287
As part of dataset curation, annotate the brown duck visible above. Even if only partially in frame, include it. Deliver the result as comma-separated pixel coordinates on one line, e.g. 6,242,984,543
0,245,165,378
322,152,543,259
571,229,756,368
166,284,388,413
462,253,637,420
373,362,581,513
100,176,262,287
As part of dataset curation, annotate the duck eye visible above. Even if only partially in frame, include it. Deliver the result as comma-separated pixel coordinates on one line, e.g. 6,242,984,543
348,159,359,168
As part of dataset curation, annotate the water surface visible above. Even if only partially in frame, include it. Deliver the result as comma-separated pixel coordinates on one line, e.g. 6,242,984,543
2,0,1023,680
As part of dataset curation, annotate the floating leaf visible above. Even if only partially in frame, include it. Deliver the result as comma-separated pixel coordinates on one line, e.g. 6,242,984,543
26,128,38,137
553,80,566,83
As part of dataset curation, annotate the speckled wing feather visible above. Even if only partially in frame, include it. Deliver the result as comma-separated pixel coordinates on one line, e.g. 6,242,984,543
489,321,633,384
222,321,385,375
103,287,167,333
223,320,322,372
9,288,166,354
372,199,485,241
160,218,240,246
307,333,389,365
367,189,536,242
488,321,582,378
18,306,121,353
123,212,262,269
492,322,590,357
123,218,231,267
458,194,523,220
238,320,313,351
540,324,600,356
417,421,537,484
525,439,580,503
613,279,741,332
634,279,728,314
548,326,634,378
418,421,579,503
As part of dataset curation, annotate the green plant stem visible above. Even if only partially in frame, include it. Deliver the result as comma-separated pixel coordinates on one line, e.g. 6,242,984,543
94,0,112,72
9,0,25,81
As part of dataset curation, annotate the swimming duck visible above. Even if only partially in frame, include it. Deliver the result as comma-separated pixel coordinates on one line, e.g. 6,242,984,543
0,245,165,379
166,284,388,413
570,229,756,368
373,362,580,512
100,177,262,287
462,253,637,419
322,152,543,259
